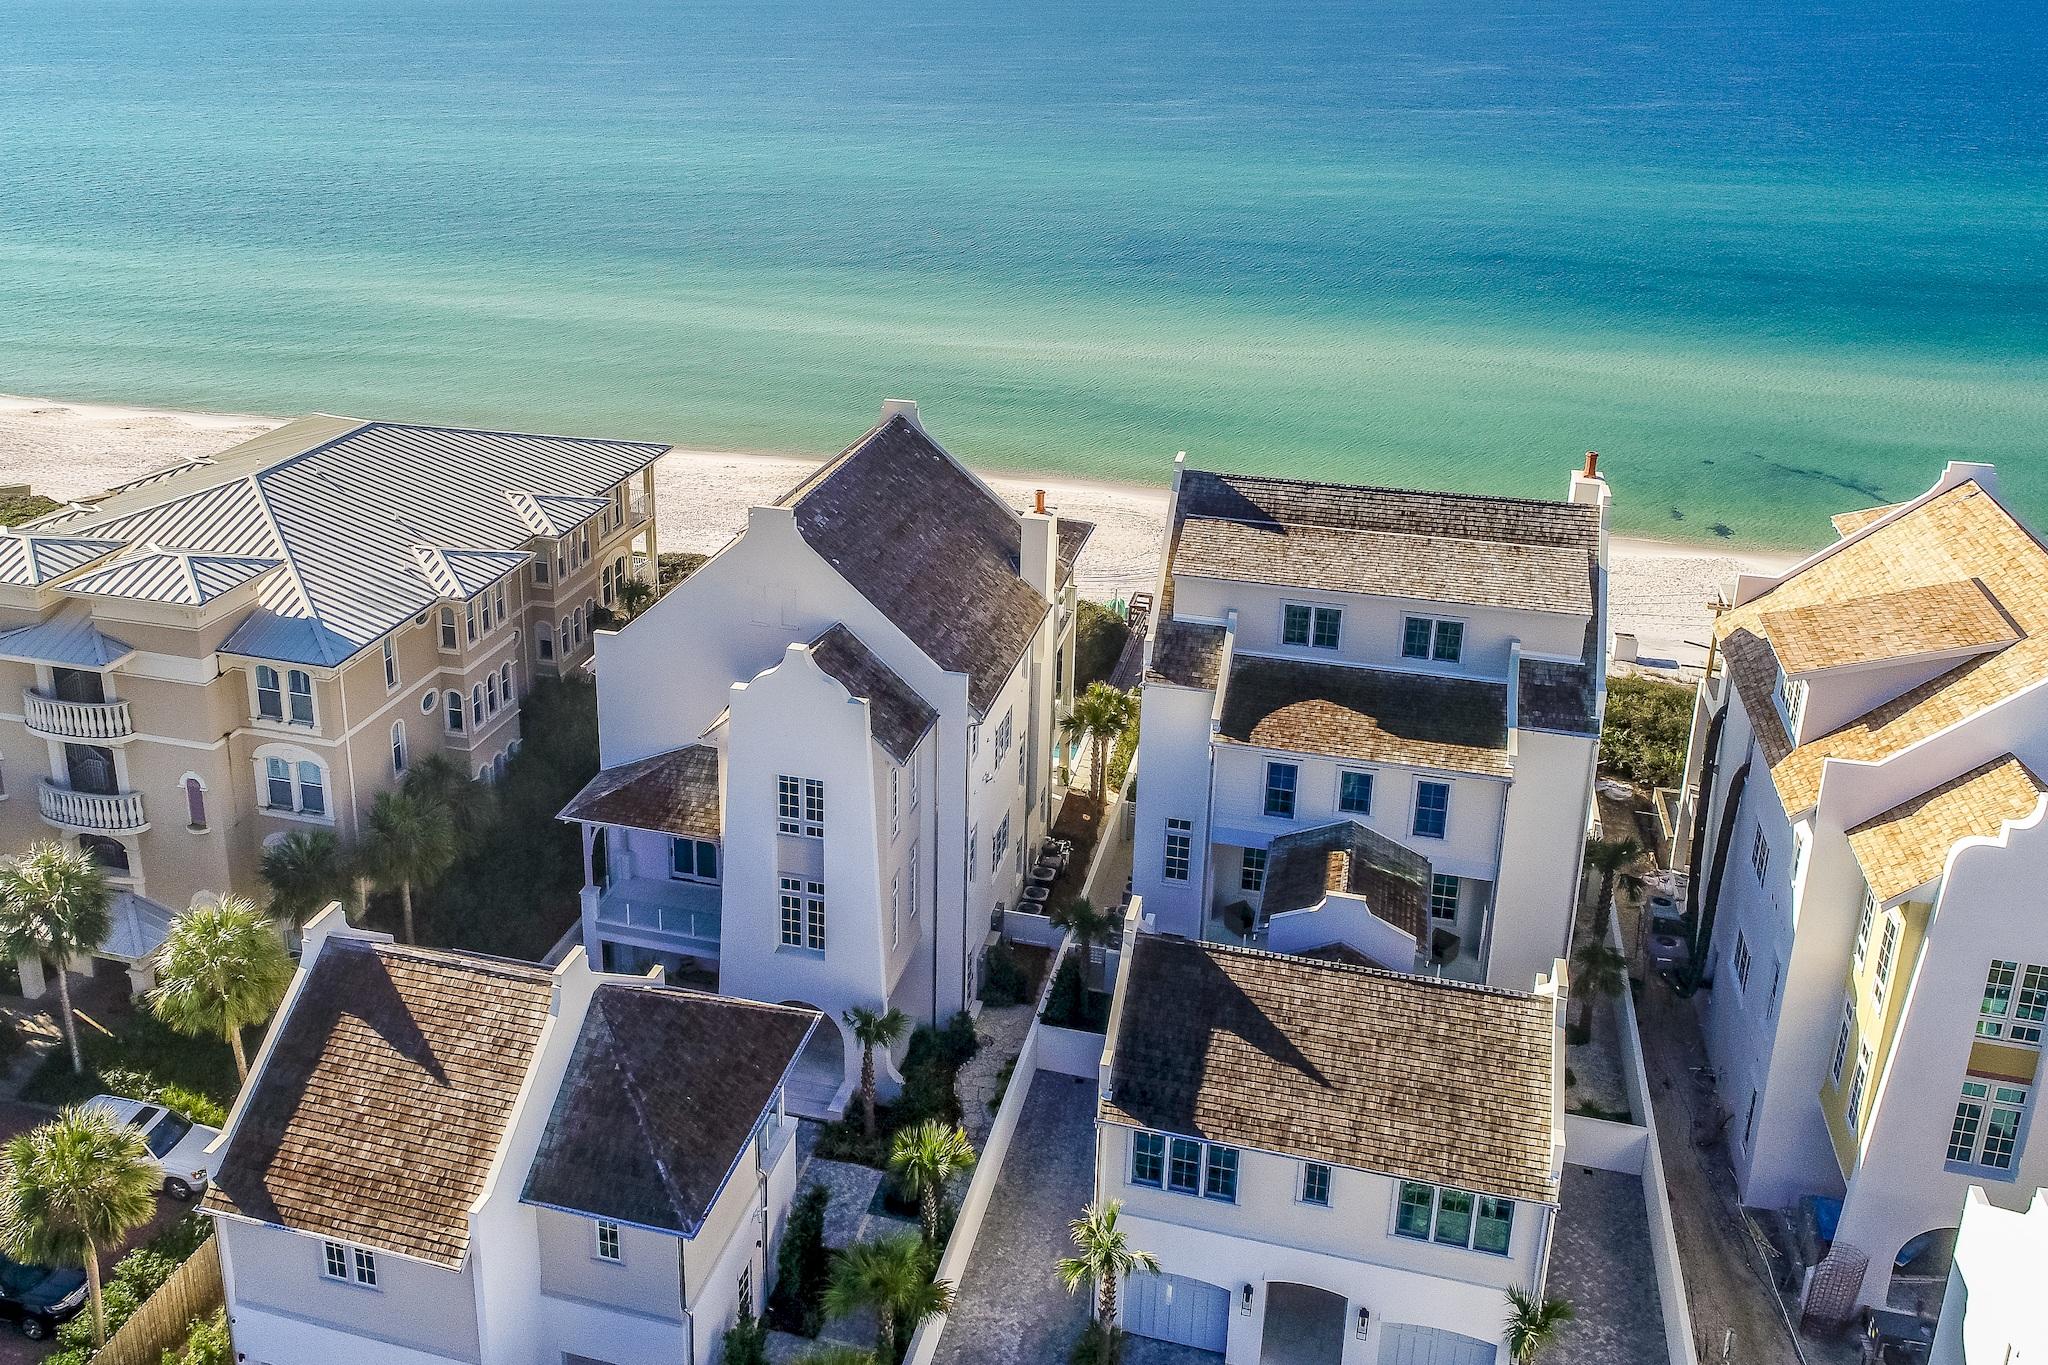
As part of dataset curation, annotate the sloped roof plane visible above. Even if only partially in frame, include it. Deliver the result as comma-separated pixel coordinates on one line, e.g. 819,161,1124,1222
65,547,282,606
0,530,125,587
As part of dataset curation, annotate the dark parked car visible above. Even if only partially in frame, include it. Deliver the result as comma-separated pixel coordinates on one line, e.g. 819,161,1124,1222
0,1254,86,1339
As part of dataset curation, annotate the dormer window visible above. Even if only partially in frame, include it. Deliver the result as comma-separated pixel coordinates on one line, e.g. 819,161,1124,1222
1773,667,1808,737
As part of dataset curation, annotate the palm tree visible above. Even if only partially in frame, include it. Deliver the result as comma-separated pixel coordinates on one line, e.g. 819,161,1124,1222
844,1004,909,1139
1571,940,1629,1047
1056,1200,1159,1335
357,789,457,944
260,829,354,926
1059,683,1137,807
1502,1287,1575,1363
824,1234,954,1362
146,895,293,1083
888,1121,976,1245
1052,897,1116,989
401,753,485,835
0,1107,160,1348
618,576,655,620
1582,836,1642,939
0,842,113,1075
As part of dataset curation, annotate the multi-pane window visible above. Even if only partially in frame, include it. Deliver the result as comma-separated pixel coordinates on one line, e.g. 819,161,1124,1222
1130,1132,1165,1187
1846,1044,1872,1125
1773,668,1808,737
1282,604,1341,649
439,608,458,651
1430,874,1460,922
382,638,399,690
670,838,719,883
486,674,499,715
1300,1162,1331,1207
323,1241,348,1280
1412,781,1449,839
501,662,514,706
287,669,314,725
390,721,407,777
802,881,827,950
909,762,920,810
263,757,326,816
256,665,283,720
322,1242,376,1287
595,1220,621,1262
1167,1138,1201,1194
992,814,1011,871
994,710,1013,766
445,690,465,733
779,878,827,950
1401,616,1462,663
1749,825,1770,883
1853,888,1876,967
1163,818,1191,881
802,778,825,836
472,684,485,727
1203,1146,1239,1202
1240,848,1267,893
298,761,325,815
967,823,978,883
890,768,900,838
891,873,902,945
778,776,826,838
1733,932,1753,991
1338,770,1373,815
1872,916,1899,1009
1264,762,1298,818
352,1249,377,1288
1979,960,2048,1045
1947,1082,2029,1169
1394,1182,1511,1255
1831,995,1853,1082
466,600,479,643
908,842,920,921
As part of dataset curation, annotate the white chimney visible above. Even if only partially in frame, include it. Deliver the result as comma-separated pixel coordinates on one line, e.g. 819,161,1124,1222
1021,505,1058,600
879,398,922,431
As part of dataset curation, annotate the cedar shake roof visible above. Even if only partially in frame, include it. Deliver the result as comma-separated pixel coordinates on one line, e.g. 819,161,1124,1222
1146,619,1227,690
1260,821,1431,941
1847,755,2047,903
1171,469,1599,616
1831,502,1906,537
1517,613,1604,737
1102,936,1560,1203
1761,580,2017,676
808,624,938,763
1057,519,1096,586
522,986,816,1236
1717,481,2048,814
560,744,721,839
205,939,555,1267
780,415,1053,716
1217,656,1511,778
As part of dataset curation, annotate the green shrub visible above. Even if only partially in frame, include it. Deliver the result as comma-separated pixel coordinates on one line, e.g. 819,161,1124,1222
1069,1321,1125,1365
721,1308,770,1365
1105,699,1140,794
163,1308,230,1364
978,942,1031,1007
24,1013,241,1111
657,552,707,588
1074,600,1131,691
0,490,60,524
1600,674,1693,789
768,1184,832,1336
1041,958,1110,1033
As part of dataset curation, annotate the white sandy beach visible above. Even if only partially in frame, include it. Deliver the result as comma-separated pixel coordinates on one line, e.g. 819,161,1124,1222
1,393,1797,672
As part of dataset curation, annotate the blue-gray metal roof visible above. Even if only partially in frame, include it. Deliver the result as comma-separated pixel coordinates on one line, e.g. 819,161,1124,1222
37,417,668,667
66,548,283,605
0,531,126,587
0,605,135,668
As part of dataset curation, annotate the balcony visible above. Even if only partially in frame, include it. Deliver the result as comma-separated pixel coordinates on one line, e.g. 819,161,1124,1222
587,877,721,955
37,780,148,834
23,690,134,742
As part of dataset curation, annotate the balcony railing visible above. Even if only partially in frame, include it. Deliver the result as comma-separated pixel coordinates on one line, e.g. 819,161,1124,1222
592,878,722,948
37,780,148,833
23,690,134,742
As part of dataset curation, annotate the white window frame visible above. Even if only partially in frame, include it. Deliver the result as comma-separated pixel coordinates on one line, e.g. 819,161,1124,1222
445,689,465,734
1831,994,1853,1082
390,720,407,777
1299,1161,1332,1208
595,1220,622,1263
1240,847,1267,893
1733,931,1753,993
1946,1080,2029,1170
908,841,920,922
438,607,458,652
1263,760,1298,819
257,749,331,823
1750,823,1770,883
1846,1043,1873,1125
254,664,283,722
1412,780,1450,839
382,637,399,692
1163,817,1191,882
1429,873,1460,922
670,837,719,884
1871,914,1899,1010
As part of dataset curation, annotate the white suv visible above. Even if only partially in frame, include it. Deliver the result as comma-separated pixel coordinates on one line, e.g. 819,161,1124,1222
82,1096,223,1201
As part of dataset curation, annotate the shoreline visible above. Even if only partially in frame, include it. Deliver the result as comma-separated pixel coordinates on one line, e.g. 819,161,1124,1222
0,392,1797,672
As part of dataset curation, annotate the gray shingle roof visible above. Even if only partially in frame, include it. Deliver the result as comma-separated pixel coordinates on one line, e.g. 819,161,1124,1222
206,939,556,1268
1102,935,1560,1203
37,417,667,666
1260,820,1432,940
1171,470,1599,616
522,986,816,1236
781,415,1049,716
560,744,721,839
1218,656,1511,777
1517,617,1603,738
809,624,939,764
1146,619,1227,690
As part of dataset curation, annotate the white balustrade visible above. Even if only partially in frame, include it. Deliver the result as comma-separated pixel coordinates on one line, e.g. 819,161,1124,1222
22,690,134,741
36,780,148,832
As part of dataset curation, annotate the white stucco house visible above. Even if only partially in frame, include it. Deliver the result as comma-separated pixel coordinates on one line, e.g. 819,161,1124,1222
1928,1185,2047,1365
1127,455,1609,990
560,401,1087,1115
1671,462,2048,1317
203,906,817,1365
1090,925,1568,1363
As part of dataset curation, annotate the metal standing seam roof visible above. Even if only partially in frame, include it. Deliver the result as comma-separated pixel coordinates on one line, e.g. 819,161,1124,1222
36,416,669,667
505,490,611,538
63,547,283,606
0,605,135,668
0,531,126,587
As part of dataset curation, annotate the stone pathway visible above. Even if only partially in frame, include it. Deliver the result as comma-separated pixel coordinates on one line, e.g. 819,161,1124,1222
932,1071,1098,1365
1548,1164,1669,1365
958,1000,1036,1147
791,1120,917,1251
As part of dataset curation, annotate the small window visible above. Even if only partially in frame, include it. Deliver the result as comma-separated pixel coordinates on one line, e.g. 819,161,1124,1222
889,767,900,838
1282,603,1313,646
909,761,920,810
1263,762,1298,819
1412,781,1449,839
352,1248,377,1288
670,837,719,883
1872,916,1900,1009
323,1241,348,1280
1240,848,1267,893
572,608,584,644
595,1220,621,1263
494,586,506,625
1846,1044,1873,1124
183,777,207,830
803,778,824,836
907,842,920,922
779,877,805,947
1401,616,1433,660
382,638,398,690
439,607,458,651
1310,607,1340,649
1338,770,1372,815
1432,620,1462,662
390,721,407,777
486,674,499,715
471,684,485,727
1733,931,1753,991
534,556,550,585
465,601,479,643
1163,817,1191,882
1473,1196,1514,1255
265,757,293,810
1853,887,1876,966
1202,1146,1238,1203
1166,1138,1201,1195
420,688,437,715
1300,1162,1331,1207
1131,1132,1165,1188
968,822,979,883
1948,1081,2029,1170
1429,873,1459,921
446,690,465,733
1395,1182,1434,1239
1432,1188,1474,1246
1750,824,1770,883
1402,616,1461,663
287,670,314,726
501,662,514,705
1831,995,1853,1082
297,761,325,816
538,623,555,661
1282,604,1342,650
255,665,283,721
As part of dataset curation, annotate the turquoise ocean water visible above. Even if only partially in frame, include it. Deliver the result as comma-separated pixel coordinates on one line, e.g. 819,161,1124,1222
1,0,2042,549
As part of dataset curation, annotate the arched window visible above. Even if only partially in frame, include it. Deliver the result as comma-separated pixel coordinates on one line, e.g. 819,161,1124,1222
537,623,554,661
255,665,283,720
486,674,499,715
573,608,585,644
183,776,207,831
78,834,129,872
287,670,314,725
258,748,329,819
390,721,408,776
560,616,571,650
297,761,325,816
471,684,484,726
439,607,458,651
601,563,615,605
500,662,514,705
446,689,465,733
493,752,508,781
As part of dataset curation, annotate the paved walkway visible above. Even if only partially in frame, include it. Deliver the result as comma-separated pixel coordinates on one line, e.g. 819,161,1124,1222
932,1071,1099,1365
958,1000,1036,1147
1548,1164,1668,1365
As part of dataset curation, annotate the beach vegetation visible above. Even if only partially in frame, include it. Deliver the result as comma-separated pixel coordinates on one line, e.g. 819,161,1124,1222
1600,674,1692,789
1057,1200,1158,1354
1061,683,1137,807
823,1233,953,1363
0,489,60,524
1073,599,1130,691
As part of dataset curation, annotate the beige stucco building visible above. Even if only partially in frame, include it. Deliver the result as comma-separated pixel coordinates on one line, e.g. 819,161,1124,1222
0,416,664,989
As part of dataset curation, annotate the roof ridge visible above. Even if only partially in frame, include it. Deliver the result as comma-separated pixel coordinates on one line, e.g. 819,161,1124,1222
350,937,555,982
1169,934,1548,1004
1191,467,1592,516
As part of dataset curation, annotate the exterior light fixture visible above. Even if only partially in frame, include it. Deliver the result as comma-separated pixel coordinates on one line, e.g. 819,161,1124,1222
1241,1283,1254,1315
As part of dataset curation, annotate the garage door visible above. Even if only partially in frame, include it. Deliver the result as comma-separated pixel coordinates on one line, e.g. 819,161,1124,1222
1378,1323,1498,1365
1124,1271,1230,1352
